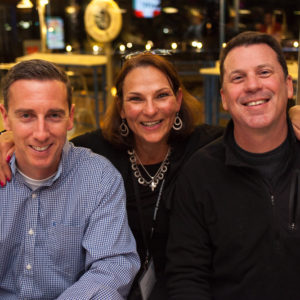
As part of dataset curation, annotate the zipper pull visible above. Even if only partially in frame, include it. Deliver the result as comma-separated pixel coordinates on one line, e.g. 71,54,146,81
290,223,296,231
270,195,275,206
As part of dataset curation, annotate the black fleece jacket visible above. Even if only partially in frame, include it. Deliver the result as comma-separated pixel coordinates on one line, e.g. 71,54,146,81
167,119,300,300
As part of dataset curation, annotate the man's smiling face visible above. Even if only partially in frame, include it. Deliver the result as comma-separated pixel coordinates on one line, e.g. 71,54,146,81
221,44,293,132
0,79,74,179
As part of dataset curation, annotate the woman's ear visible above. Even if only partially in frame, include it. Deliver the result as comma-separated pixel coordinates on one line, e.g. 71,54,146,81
116,97,125,119
176,88,183,111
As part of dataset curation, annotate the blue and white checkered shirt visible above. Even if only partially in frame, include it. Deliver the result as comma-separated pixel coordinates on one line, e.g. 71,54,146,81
0,141,140,299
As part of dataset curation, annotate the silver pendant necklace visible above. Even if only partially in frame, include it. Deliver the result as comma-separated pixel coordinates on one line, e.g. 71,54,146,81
128,148,170,191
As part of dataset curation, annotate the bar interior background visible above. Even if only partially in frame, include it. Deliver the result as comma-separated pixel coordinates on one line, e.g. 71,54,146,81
0,0,299,133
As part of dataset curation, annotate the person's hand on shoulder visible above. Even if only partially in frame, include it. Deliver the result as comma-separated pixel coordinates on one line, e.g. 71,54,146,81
289,105,300,140
0,130,14,187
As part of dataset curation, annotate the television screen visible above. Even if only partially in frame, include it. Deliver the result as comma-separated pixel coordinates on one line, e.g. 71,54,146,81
46,17,65,50
133,0,161,18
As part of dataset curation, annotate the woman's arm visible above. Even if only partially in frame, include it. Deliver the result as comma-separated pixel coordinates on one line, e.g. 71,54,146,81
0,130,14,186
289,105,300,139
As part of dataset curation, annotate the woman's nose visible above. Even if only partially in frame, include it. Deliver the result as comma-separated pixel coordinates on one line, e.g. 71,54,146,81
143,99,158,116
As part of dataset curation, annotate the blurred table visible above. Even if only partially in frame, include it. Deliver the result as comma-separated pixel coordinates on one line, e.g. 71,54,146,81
0,63,16,70
200,62,298,125
16,53,108,128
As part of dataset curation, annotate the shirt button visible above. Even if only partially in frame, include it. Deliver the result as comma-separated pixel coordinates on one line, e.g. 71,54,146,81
26,264,32,270
32,193,37,199
28,229,34,235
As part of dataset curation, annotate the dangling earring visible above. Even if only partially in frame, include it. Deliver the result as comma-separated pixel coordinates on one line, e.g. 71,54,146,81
172,113,183,131
120,119,129,136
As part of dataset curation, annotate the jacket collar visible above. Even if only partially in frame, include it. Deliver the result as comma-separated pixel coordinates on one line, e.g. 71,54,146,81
223,117,297,168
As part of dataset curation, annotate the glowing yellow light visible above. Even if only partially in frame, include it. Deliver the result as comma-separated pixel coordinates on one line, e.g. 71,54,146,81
196,42,203,49
119,44,126,52
16,0,33,8
66,45,72,52
145,43,152,50
92,45,100,55
39,0,48,6
147,40,154,47
206,22,212,30
66,6,77,14
111,86,117,97
171,42,177,50
127,42,133,48
93,45,99,51
222,43,227,48
191,41,198,47
293,41,299,48
163,7,178,14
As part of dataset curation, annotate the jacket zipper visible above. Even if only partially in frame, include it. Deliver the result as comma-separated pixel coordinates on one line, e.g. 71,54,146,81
289,170,300,231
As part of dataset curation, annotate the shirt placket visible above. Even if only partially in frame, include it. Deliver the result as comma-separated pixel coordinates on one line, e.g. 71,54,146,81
19,191,39,299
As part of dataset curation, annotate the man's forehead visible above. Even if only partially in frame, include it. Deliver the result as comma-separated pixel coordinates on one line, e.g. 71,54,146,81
225,44,276,61
13,108,66,113
7,79,69,110
224,44,278,70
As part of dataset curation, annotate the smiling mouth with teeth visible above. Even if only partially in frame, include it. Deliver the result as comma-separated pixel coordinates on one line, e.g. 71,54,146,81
141,120,162,126
245,100,268,107
31,145,50,152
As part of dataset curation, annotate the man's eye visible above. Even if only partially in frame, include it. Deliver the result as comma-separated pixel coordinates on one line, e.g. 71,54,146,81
48,113,63,120
232,75,243,82
21,113,32,119
260,70,271,77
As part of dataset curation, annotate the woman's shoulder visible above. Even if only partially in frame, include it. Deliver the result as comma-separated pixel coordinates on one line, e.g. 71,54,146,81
183,124,224,149
71,129,128,173
71,129,106,148
193,123,224,139
71,129,120,157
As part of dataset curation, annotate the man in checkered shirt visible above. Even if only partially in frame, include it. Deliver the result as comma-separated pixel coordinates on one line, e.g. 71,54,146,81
0,59,139,299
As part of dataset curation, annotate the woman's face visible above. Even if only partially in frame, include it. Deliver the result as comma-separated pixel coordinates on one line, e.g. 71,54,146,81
120,66,182,150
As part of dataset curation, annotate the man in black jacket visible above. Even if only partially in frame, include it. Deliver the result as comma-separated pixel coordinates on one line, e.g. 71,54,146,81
166,31,300,300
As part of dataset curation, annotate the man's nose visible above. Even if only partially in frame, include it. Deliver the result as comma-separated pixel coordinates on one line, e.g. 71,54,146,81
244,75,262,92
33,118,50,141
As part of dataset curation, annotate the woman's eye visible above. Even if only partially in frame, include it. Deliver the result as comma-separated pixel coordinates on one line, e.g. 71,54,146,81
157,92,169,98
129,96,142,101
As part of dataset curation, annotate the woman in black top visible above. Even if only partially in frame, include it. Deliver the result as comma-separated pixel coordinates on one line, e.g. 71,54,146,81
72,53,223,299
0,53,224,299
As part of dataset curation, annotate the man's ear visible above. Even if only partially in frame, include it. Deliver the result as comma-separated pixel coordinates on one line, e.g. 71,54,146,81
67,104,75,131
286,74,294,100
220,88,229,111
0,104,11,130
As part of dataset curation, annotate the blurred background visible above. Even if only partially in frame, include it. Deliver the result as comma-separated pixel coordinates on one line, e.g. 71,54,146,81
0,0,299,136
